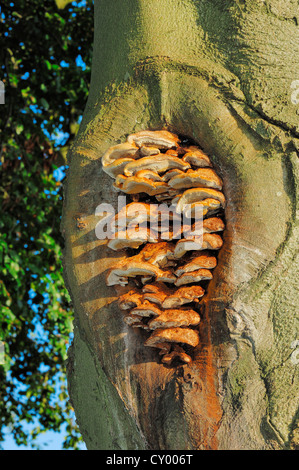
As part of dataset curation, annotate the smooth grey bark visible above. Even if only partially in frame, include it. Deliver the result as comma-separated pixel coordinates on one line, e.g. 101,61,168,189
63,0,299,450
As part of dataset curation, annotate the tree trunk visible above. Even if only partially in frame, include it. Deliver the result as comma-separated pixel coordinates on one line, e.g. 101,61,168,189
62,0,299,450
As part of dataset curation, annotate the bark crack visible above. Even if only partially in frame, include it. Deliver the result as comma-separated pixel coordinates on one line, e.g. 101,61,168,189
134,55,299,143
236,99,299,141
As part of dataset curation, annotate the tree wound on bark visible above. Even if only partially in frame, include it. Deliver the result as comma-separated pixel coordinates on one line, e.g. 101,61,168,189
101,130,226,365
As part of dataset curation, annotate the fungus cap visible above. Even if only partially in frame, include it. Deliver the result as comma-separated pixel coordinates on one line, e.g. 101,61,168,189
202,217,225,233
139,242,175,268
118,290,144,310
127,130,179,149
161,169,185,182
181,147,212,167
162,285,205,308
107,228,158,251
102,142,139,166
124,314,145,326
103,158,136,178
168,168,223,190
106,260,165,286
173,233,223,258
174,268,213,286
175,187,226,214
174,254,217,276
134,169,164,182
162,345,192,364
139,146,160,156
147,308,200,330
114,174,169,195
123,155,191,177
182,199,222,218
130,301,162,318
145,327,200,348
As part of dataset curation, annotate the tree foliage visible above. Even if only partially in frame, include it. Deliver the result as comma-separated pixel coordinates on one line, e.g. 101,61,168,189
0,0,93,448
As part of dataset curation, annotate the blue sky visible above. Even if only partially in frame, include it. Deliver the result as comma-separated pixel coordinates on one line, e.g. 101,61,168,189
2,425,87,450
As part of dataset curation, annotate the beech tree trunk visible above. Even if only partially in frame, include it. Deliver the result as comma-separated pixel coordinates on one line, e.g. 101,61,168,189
62,0,299,450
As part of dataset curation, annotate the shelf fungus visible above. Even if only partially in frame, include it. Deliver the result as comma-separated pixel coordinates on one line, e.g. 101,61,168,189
101,130,226,365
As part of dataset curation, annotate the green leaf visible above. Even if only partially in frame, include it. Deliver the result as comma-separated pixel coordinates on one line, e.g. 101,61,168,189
44,60,52,70
16,124,24,135
55,0,73,10
40,98,49,110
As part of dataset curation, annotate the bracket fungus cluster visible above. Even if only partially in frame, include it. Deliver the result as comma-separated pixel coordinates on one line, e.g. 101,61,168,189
101,130,225,365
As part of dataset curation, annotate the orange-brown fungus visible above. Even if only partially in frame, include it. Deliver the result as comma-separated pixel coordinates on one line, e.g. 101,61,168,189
102,130,225,365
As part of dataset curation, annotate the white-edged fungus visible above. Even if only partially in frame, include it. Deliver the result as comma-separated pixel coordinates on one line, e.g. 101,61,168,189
127,130,179,149
161,169,185,182
143,291,167,306
106,260,165,286
201,233,224,250
173,233,223,258
168,168,223,190
174,268,213,286
134,169,164,181
175,188,226,214
113,174,169,195
162,285,205,308
202,217,225,233
130,300,162,318
118,290,144,310
139,242,175,268
103,158,137,179
102,141,139,166
142,282,173,306
112,202,152,228
155,189,182,202
182,146,212,168
123,155,190,177
124,314,145,326
101,130,226,366
113,202,178,228
139,146,160,157
107,227,158,251
145,327,200,348
174,253,217,276
182,199,222,218
165,149,179,156
156,269,177,284
147,308,200,330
